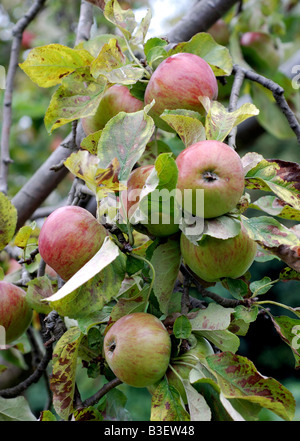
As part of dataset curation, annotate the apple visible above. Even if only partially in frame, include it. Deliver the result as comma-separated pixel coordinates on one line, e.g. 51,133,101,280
104,312,172,388
0,281,33,344
38,205,107,281
180,224,257,283
81,84,144,135
121,165,180,237
144,53,218,132
166,336,214,404
175,140,245,219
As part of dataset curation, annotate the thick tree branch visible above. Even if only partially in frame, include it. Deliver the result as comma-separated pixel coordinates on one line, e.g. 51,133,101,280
0,0,47,195
81,377,122,408
165,0,239,44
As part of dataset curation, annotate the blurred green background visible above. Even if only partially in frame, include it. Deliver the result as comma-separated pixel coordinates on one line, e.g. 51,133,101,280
0,0,300,421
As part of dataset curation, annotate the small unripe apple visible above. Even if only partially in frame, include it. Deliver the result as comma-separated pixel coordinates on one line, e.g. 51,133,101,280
144,53,218,132
38,206,107,281
208,19,230,46
0,281,33,344
121,165,180,237
176,140,245,219
180,224,257,283
104,312,172,388
81,84,144,135
166,337,214,404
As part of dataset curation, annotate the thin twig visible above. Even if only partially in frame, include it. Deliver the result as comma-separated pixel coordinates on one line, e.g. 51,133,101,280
233,64,300,145
0,0,47,194
81,377,122,408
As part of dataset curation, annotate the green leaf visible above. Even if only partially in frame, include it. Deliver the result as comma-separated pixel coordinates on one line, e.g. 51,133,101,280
150,378,190,421
0,65,5,89
45,68,107,133
38,410,57,421
206,351,296,421
250,195,300,221
249,276,276,296
14,222,37,249
173,315,192,340
130,8,152,46
0,193,17,251
197,329,240,353
104,0,137,40
45,237,121,305
144,37,168,69
81,130,103,156
73,407,103,421
110,283,149,321
245,159,300,211
160,109,206,147
222,278,249,300
97,104,155,181
151,238,182,315
26,275,54,314
202,97,259,142
0,396,37,421
271,315,300,369
182,380,211,421
19,44,94,88
77,34,127,58
167,32,233,76
51,327,83,420
189,303,234,332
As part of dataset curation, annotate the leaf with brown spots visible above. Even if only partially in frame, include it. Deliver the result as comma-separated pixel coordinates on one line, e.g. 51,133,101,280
0,193,17,251
50,327,83,420
271,315,300,369
206,351,296,421
243,216,300,272
150,377,190,421
250,195,300,221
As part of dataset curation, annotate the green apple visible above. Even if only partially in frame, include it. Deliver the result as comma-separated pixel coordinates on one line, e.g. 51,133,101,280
166,337,214,404
180,224,257,283
176,140,245,219
0,281,33,344
121,165,180,237
38,205,107,281
81,84,144,135
104,312,172,388
144,53,218,132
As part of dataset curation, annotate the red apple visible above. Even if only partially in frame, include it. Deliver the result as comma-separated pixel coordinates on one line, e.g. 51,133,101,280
121,165,180,237
0,281,33,344
81,84,144,135
38,206,107,281
180,224,257,283
176,140,245,219
104,312,171,388
144,53,218,132
166,336,214,403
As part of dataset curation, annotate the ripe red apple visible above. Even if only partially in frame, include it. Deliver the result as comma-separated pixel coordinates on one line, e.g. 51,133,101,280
166,337,214,404
104,312,172,388
0,281,33,344
81,84,144,135
121,165,180,237
144,53,218,132
176,140,245,219
38,206,107,281
180,224,257,283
